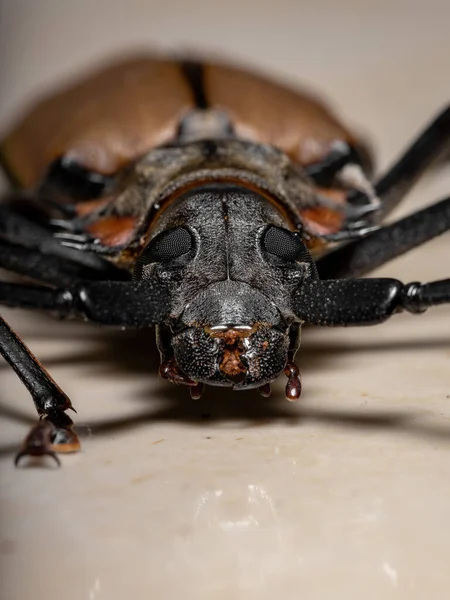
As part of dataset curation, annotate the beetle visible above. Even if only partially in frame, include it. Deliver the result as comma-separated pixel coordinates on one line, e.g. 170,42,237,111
0,55,449,465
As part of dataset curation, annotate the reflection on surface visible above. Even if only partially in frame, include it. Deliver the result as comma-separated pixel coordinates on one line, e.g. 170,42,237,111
194,484,280,533
88,578,101,600
168,481,301,594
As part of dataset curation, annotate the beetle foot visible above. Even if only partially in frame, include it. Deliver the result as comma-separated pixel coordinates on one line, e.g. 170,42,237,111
284,362,302,401
15,412,80,467
159,357,197,386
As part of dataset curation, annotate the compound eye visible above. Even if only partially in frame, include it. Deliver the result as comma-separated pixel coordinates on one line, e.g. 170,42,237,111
261,225,308,262
143,227,194,263
133,227,194,280
44,156,113,199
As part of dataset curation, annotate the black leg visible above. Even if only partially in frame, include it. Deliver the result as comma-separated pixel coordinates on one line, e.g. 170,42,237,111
0,279,170,326
0,201,123,272
0,238,129,286
348,105,450,217
305,142,372,187
0,315,79,465
0,200,74,254
317,195,450,279
0,277,170,464
294,277,450,326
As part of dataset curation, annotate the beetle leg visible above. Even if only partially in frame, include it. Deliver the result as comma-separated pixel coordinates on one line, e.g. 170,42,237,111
0,279,170,326
349,105,450,219
0,285,170,466
0,238,128,286
305,141,372,188
317,195,450,279
293,277,450,326
53,231,95,245
305,141,378,219
0,202,125,270
0,316,80,465
15,414,82,467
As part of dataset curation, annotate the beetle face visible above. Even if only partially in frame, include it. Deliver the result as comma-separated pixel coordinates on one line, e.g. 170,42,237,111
136,183,316,391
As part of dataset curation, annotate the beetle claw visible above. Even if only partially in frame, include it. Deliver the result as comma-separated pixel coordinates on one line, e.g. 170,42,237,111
14,415,80,467
15,449,61,467
14,417,81,467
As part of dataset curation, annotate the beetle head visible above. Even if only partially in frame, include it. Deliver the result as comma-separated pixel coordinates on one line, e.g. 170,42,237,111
135,183,315,395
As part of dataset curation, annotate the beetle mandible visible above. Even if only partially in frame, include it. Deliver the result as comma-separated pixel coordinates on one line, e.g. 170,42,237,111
0,55,449,465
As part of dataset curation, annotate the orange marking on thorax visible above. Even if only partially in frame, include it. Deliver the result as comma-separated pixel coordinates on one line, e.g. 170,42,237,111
75,197,111,217
301,206,345,236
87,215,138,247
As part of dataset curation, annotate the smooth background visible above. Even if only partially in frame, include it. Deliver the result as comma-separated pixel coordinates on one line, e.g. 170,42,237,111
0,1,450,598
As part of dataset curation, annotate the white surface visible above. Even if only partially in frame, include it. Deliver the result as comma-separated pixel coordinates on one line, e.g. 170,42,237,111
1,1,450,599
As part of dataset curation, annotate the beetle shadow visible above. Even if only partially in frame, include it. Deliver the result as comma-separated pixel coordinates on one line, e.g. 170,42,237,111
1,321,450,460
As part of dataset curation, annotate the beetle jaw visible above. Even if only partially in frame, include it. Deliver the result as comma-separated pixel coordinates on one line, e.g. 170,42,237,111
159,322,302,400
176,323,289,387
